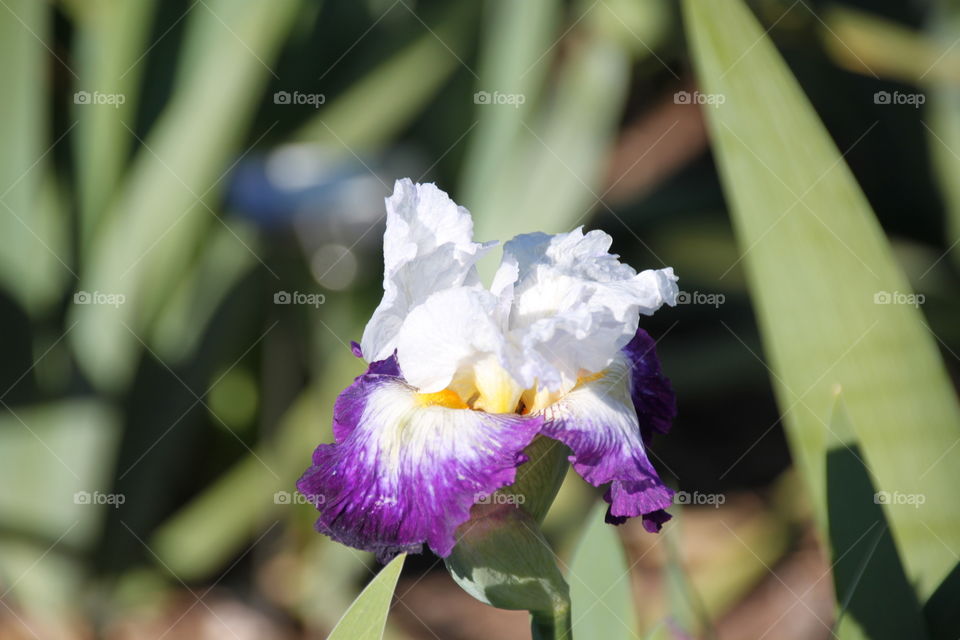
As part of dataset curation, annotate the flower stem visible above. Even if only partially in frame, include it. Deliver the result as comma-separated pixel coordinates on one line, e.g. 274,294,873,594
531,602,573,640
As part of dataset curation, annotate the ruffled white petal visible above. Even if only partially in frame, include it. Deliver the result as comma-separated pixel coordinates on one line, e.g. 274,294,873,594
362,182,677,407
360,179,494,363
493,228,678,393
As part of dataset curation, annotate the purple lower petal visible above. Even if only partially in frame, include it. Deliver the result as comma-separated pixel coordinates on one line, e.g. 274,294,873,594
622,328,676,443
298,373,542,562
540,356,673,528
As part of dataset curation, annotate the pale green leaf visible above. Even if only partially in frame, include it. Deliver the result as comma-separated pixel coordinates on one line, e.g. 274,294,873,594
0,0,69,313
458,0,559,218
683,0,960,599
327,553,405,640
568,500,635,640
70,0,304,391
72,0,158,246
297,4,473,153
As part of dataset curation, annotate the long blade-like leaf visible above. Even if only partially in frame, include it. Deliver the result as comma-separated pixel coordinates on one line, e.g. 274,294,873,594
70,0,304,390
568,501,635,640
683,0,960,599
0,0,68,313
825,394,928,639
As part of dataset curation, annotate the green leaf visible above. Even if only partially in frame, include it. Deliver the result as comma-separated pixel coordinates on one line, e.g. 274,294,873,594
0,0,68,314
458,0,559,218
568,500,635,640
924,3,960,272
70,0,304,391
72,0,158,247
825,393,928,640
924,561,960,640
817,6,960,272
327,553,405,640
297,3,474,153
465,3,635,277
683,0,960,599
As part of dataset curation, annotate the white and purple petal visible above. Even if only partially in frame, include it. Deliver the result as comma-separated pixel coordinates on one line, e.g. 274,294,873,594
538,353,674,531
297,369,542,562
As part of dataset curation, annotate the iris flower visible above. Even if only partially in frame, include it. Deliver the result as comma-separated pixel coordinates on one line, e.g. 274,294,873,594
298,179,679,562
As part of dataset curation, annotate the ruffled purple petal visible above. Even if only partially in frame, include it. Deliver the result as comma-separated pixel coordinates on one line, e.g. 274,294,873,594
298,372,542,562
622,328,676,444
540,355,673,529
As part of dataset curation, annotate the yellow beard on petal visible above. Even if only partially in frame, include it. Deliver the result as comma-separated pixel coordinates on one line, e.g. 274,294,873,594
415,388,469,409
576,370,605,386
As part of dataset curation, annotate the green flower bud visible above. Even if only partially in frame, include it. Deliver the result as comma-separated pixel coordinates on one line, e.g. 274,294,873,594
444,436,573,638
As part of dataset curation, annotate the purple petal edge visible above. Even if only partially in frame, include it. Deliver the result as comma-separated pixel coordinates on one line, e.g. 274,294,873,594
540,339,675,532
623,328,677,444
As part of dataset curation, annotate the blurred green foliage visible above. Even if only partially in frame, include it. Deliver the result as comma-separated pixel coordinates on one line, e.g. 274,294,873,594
0,0,958,638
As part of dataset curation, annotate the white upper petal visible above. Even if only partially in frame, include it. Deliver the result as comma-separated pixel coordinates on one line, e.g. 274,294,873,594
361,180,678,405
394,286,509,394
494,227,678,393
360,179,494,363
